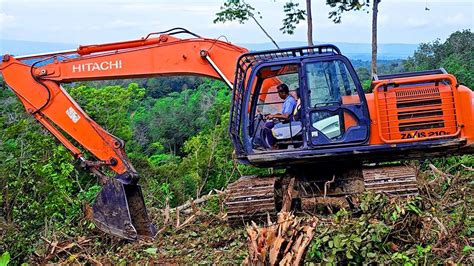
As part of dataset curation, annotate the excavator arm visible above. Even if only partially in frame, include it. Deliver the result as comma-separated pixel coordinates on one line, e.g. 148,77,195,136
0,28,250,240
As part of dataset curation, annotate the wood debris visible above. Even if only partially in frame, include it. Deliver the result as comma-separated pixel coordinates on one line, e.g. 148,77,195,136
244,212,318,265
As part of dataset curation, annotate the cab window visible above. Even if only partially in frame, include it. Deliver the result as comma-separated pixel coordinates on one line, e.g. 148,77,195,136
305,60,359,107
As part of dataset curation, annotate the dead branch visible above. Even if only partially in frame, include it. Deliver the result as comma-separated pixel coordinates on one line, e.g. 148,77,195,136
39,237,92,264
171,194,216,213
164,196,170,224
441,200,464,211
176,209,180,228
429,164,454,179
176,214,196,230
281,178,295,213
427,214,448,237
324,175,336,198
461,164,474,171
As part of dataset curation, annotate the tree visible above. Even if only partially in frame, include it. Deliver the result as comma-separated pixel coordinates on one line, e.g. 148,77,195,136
215,1,376,48
306,0,313,45
404,29,473,88
371,0,381,75
280,1,309,44
326,0,379,75
214,0,309,45
326,0,369,23
214,0,282,48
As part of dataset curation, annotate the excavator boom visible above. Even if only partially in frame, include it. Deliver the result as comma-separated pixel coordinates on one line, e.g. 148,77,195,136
0,29,250,239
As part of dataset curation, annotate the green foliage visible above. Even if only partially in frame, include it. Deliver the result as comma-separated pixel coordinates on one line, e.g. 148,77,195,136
131,79,228,155
326,0,371,23
306,194,427,264
215,0,377,36
280,2,306,35
69,83,145,142
404,29,473,88
75,76,205,99
215,0,307,37
0,89,100,261
214,0,260,24
0,252,10,266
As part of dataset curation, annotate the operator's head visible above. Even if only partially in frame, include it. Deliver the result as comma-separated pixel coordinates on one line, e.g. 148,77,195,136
277,84,289,100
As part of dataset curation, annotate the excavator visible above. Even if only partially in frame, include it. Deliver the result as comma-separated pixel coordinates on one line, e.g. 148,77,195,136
1,28,473,240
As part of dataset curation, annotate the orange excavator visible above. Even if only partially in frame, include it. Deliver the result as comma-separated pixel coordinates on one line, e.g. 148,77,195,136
1,28,473,240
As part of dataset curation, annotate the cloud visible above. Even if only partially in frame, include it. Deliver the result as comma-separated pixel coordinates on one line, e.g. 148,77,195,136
0,12,14,25
116,2,218,14
405,17,430,28
443,13,470,26
106,19,142,29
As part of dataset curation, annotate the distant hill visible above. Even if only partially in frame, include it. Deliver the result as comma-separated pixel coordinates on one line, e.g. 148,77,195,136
0,39,418,61
0,39,77,57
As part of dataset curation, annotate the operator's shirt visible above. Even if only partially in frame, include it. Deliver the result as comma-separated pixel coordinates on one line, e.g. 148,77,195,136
282,95,297,120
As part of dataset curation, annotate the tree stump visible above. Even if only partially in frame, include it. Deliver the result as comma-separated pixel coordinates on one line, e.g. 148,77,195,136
244,212,318,265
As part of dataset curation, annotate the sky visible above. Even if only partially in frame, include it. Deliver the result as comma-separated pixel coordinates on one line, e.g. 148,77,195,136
0,0,472,45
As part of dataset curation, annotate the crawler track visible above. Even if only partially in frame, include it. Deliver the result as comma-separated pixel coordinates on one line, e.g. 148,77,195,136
225,176,277,224
363,165,419,197
225,165,419,224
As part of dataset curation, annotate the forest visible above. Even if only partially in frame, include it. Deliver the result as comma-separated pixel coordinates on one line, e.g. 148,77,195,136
0,30,472,264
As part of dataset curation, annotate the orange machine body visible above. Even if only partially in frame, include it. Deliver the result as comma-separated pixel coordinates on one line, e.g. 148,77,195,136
366,75,474,147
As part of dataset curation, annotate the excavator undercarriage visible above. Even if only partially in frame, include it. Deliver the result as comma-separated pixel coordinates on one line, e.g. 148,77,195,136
225,164,419,224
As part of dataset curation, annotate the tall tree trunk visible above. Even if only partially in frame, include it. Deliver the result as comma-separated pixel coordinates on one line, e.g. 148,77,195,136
371,0,380,76
306,0,313,46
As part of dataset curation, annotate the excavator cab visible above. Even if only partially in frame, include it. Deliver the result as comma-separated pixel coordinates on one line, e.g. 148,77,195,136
230,45,370,166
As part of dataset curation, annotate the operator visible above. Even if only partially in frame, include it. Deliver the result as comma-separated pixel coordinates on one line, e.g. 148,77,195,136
263,83,297,148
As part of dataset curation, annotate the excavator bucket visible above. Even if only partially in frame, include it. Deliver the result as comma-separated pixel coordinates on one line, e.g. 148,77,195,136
92,177,157,240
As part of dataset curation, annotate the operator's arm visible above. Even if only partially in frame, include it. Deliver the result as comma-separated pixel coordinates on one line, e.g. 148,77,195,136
267,96,296,121
267,113,290,120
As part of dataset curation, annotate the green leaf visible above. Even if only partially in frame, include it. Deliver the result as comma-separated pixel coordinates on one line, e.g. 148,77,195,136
144,247,157,255
0,252,10,266
334,235,341,248
391,211,398,221
346,250,353,259
463,245,474,253
367,252,376,258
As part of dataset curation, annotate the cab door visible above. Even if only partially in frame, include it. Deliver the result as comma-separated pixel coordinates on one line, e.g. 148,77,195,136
302,56,369,147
